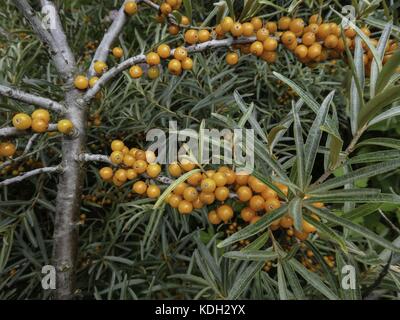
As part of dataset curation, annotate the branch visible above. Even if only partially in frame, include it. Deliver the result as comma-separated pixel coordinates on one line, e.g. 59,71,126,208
0,165,61,187
0,123,57,137
39,0,76,67
78,153,112,164
0,84,65,113
13,0,74,80
84,36,256,102
0,134,38,170
88,0,130,78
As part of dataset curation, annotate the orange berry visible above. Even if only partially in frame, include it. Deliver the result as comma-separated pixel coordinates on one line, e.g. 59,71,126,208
187,172,202,186
344,27,356,38
31,118,48,133
324,34,339,49
180,160,196,171
251,17,263,31
129,65,143,78
168,59,182,75
266,21,277,33
249,195,265,211
99,167,113,180
74,75,89,90
147,184,161,198
146,163,161,178
240,207,256,222
112,47,124,59
133,159,147,174
235,173,249,185
157,44,171,59
168,162,182,177
302,220,317,233
309,14,322,25
114,169,127,182
174,47,188,61
160,2,172,15
178,200,193,214
278,16,291,30
317,23,331,40
147,66,160,79
208,210,221,224
361,27,371,37
168,194,181,208
281,31,297,46
181,15,190,25
94,60,108,75
124,1,138,15
217,204,234,222
0,142,16,157
168,24,180,35
250,41,264,56
302,32,316,46
261,51,277,63
213,172,227,187
126,169,137,180
305,23,319,34
215,24,224,36
173,182,188,196
183,186,198,201
199,192,215,205
201,178,216,193
248,176,266,193
265,198,281,212
289,18,305,35
146,52,160,65
280,215,293,228
181,57,193,70
263,37,278,51
242,22,255,37
57,119,73,134
237,186,253,202
12,113,32,130
184,29,198,44
261,187,277,200
192,197,204,209
250,215,261,224
215,186,230,201
294,230,309,241
198,29,210,42
111,140,124,151
256,28,269,41
132,181,147,194
32,109,50,122
226,52,239,65
295,44,308,59
307,43,322,59
89,77,99,88
110,151,124,164
221,16,234,32
230,22,243,37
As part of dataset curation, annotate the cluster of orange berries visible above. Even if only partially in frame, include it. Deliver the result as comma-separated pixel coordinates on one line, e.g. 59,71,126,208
99,140,162,198
0,157,43,176
11,109,73,134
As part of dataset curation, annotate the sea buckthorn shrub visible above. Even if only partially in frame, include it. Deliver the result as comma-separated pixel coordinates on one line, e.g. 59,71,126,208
0,0,400,300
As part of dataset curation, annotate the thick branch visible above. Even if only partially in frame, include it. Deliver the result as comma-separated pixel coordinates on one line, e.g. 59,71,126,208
0,124,57,137
88,0,130,78
0,165,60,186
78,153,112,164
13,0,74,80
0,84,65,113
84,36,255,102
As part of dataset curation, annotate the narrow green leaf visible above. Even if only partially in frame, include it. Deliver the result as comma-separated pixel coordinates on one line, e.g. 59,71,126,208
228,261,264,299
223,250,278,261
289,197,303,232
356,137,400,150
292,103,305,189
376,49,400,93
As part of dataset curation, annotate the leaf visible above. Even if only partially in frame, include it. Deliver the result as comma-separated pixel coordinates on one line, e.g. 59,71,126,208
356,137,400,150
309,159,400,192
358,85,400,127
195,237,222,284
370,22,393,97
305,205,400,253
306,189,400,204
153,169,201,208
228,261,264,299
347,149,400,165
304,91,334,178
368,105,400,126
289,258,339,300
337,203,381,223
217,205,287,248
281,261,305,299
277,262,289,300
376,49,400,93
292,103,305,189
223,250,278,261
289,197,303,232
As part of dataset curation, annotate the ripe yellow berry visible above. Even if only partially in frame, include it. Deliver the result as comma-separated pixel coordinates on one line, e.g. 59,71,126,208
309,14,322,25
242,22,254,36
199,191,215,205
94,61,108,75
168,194,181,208
198,29,210,42
278,16,291,30
226,51,239,65
157,44,171,59
173,182,188,196
181,15,190,25
187,172,202,186
215,186,229,201
134,150,146,160
294,230,309,241
240,207,256,222
256,28,269,41
122,146,129,155
248,176,266,193
178,200,193,214
147,184,161,198
74,75,89,90
249,195,265,211
0,142,16,157
129,65,143,78
168,24,180,35
99,167,113,180
184,29,198,44
213,172,227,187
146,52,160,65
230,22,243,37
160,3,172,15
201,178,216,193
302,220,317,233
214,24,224,36
324,34,339,49
12,113,32,130
261,51,277,63
89,77,99,88
168,59,182,75
126,169,137,180
124,1,138,15
110,151,124,164
57,119,74,134
281,31,297,46
174,47,188,61
237,186,253,202
133,159,147,174
132,181,147,194
147,66,160,79
263,37,278,51
181,57,193,70
251,17,263,31
250,215,261,224
280,215,293,228
221,16,234,32
168,162,182,177
302,32,316,46
111,140,124,151
32,109,50,122
114,169,127,182
344,27,356,38
307,43,322,59
208,210,221,224
112,47,124,59
235,173,249,185
180,159,196,171
289,18,305,35
266,22,277,33
250,41,264,56
123,154,135,167
294,44,308,59
261,187,277,200
31,118,48,133
183,186,198,201
217,204,234,222
146,163,161,178
317,23,331,40
265,197,281,212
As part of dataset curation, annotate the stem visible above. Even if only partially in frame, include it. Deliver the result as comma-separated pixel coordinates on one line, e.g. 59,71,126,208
0,124,57,137
0,165,60,186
